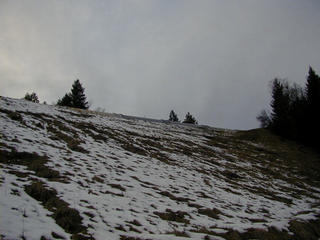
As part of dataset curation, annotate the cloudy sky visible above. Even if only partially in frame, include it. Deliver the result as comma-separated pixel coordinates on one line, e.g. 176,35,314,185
1,0,320,130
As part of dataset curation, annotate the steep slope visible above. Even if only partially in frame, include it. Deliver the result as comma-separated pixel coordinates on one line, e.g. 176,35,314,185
1,96,320,240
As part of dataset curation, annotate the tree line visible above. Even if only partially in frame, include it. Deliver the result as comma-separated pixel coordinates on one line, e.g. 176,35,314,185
23,66,319,136
24,79,89,110
24,79,199,124
257,67,320,150
169,110,198,125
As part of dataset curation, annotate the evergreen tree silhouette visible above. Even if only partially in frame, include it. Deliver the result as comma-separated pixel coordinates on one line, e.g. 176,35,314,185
57,93,72,107
257,68,320,151
70,79,89,109
305,67,320,146
306,67,320,110
270,78,290,136
169,110,179,122
183,112,198,125
57,79,89,109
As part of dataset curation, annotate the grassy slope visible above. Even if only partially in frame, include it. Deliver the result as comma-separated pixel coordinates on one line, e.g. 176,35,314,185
1,97,320,240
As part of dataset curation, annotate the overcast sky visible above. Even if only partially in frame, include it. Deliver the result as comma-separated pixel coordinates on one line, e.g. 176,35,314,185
1,0,320,130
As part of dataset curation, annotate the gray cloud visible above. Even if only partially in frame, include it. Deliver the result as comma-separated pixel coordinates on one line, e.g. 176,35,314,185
1,0,320,129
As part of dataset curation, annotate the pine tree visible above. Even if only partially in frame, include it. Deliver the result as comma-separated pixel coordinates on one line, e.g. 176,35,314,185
169,110,179,122
70,79,89,109
305,67,320,146
306,67,320,110
57,93,72,107
24,92,39,103
57,80,89,109
183,112,198,125
269,78,290,136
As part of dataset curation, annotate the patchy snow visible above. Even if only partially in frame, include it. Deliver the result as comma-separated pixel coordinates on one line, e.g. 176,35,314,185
1,96,320,240
0,170,69,240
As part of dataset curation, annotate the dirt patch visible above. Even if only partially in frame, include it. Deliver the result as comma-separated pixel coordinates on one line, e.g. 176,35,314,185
154,209,190,224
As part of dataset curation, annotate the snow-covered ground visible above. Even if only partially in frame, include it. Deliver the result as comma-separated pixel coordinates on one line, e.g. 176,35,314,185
1,97,320,240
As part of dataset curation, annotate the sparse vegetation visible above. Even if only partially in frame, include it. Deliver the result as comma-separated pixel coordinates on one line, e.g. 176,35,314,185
154,209,190,224
183,112,198,124
25,181,86,236
24,92,39,103
0,148,62,181
198,208,221,219
166,229,190,237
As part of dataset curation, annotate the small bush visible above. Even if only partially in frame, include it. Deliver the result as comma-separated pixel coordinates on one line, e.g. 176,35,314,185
183,112,198,125
24,92,39,103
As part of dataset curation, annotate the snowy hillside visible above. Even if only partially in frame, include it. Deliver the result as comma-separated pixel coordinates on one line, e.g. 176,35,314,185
1,97,320,240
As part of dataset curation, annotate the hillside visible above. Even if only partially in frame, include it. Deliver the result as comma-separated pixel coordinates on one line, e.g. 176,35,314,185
1,96,320,240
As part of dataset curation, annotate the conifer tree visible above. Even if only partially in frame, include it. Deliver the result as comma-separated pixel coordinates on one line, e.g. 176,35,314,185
57,93,72,107
183,112,198,125
269,78,290,136
169,110,179,122
57,79,89,109
70,79,89,109
305,67,320,146
306,67,320,110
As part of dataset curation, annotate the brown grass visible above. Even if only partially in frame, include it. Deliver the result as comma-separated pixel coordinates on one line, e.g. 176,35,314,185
25,181,84,235
166,229,190,237
154,209,190,224
158,191,190,202
108,183,126,192
198,208,221,219
0,148,64,181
